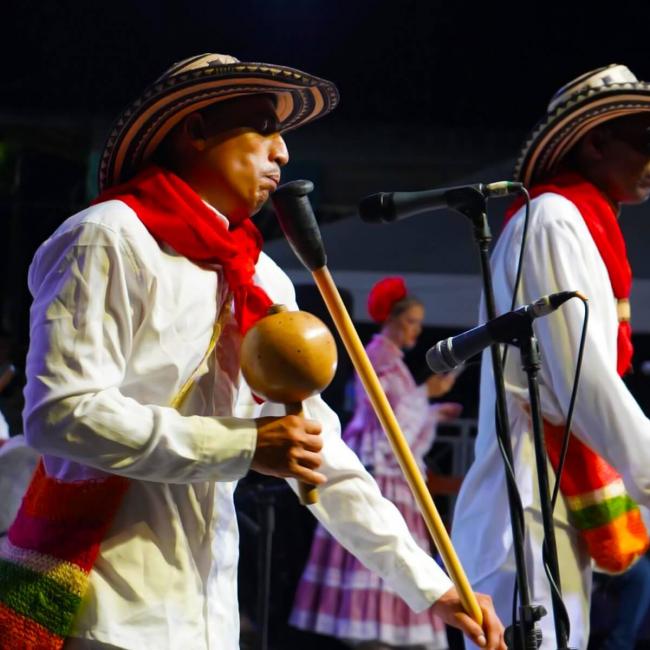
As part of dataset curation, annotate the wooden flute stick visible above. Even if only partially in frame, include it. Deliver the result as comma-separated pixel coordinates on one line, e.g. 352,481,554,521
311,265,483,626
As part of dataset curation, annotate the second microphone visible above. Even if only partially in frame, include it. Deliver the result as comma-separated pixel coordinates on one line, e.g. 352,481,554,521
426,291,580,373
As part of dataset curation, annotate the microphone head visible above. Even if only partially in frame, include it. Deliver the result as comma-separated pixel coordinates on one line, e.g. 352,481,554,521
426,338,459,373
271,180,327,271
358,193,395,223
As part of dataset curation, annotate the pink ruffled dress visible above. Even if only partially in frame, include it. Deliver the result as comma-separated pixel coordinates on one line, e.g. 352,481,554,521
290,334,447,648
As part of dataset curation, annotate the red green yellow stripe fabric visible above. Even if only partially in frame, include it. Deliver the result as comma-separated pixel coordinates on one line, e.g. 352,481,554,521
545,420,649,573
0,460,129,648
0,538,88,598
0,600,64,649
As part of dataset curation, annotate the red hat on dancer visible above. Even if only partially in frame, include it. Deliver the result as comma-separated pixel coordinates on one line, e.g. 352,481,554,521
367,277,408,324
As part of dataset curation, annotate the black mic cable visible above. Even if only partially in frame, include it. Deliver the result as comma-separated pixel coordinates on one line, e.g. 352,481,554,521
506,292,590,640
495,186,586,640
540,293,589,642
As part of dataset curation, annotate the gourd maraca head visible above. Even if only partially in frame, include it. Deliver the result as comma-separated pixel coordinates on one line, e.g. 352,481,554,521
240,305,338,404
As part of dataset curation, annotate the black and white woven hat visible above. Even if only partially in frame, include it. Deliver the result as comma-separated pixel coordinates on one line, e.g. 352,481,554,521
98,53,339,191
515,64,650,187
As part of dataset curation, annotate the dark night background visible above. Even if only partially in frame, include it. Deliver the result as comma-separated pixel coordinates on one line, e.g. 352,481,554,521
3,2,650,647
4,1,650,126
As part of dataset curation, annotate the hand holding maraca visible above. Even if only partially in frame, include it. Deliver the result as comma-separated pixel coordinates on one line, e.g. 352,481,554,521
252,414,325,489
241,304,338,504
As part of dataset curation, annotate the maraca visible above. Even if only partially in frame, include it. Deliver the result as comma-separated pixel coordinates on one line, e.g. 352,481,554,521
240,304,337,504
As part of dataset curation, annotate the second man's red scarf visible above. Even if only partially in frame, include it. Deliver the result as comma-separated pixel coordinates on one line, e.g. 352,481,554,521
505,172,648,572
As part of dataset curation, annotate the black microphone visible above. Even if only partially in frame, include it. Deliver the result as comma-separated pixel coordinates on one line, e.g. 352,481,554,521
359,181,524,223
426,291,579,373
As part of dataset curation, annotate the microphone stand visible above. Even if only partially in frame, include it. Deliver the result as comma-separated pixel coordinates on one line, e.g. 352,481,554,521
236,481,288,650
516,325,572,649
255,484,276,650
449,188,544,649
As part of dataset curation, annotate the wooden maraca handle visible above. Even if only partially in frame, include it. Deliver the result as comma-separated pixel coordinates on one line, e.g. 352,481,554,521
286,401,319,505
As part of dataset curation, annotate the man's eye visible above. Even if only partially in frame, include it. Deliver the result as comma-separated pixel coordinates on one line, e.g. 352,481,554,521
255,116,280,135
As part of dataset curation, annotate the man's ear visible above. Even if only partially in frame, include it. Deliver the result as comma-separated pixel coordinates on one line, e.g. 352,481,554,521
580,128,609,162
182,113,207,152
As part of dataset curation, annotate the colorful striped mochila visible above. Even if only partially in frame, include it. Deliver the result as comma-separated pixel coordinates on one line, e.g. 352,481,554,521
545,421,649,573
0,460,129,649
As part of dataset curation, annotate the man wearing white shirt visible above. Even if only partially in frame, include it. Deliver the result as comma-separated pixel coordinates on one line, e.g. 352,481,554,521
452,64,650,649
0,54,504,649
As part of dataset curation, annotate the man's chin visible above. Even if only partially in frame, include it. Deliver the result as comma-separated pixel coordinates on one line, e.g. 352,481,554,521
623,188,650,205
250,194,270,216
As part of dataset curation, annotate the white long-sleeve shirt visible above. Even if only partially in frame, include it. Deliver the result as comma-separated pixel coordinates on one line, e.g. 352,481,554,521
23,199,453,650
452,192,650,585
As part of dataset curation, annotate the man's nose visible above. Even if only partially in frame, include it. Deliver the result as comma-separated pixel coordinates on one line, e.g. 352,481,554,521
269,133,289,166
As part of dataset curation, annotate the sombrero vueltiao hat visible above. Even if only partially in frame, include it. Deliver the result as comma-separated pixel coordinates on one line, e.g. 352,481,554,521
515,64,650,187
98,53,339,191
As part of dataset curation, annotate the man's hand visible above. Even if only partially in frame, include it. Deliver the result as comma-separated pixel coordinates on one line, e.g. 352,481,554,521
252,415,326,485
433,587,506,649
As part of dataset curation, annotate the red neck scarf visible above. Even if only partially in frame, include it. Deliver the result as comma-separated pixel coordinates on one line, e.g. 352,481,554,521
505,171,633,375
94,165,272,334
